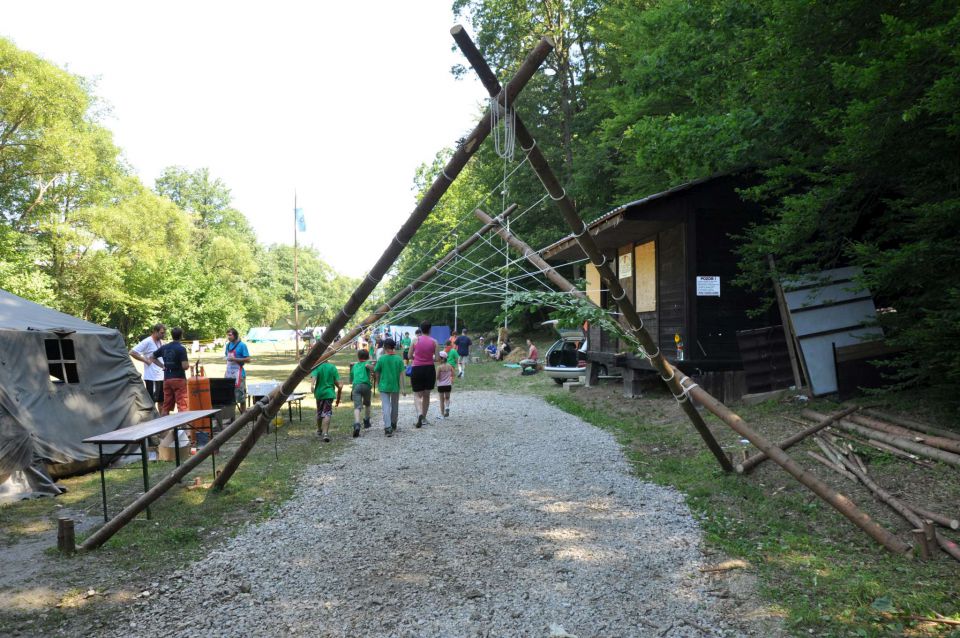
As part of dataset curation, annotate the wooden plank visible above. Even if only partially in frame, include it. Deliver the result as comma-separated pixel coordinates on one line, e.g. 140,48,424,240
83,410,221,444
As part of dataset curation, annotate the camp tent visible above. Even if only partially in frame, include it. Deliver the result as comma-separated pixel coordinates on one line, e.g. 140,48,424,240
0,289,155,501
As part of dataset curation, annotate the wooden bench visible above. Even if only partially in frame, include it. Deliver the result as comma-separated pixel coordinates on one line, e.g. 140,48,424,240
83,409,222,522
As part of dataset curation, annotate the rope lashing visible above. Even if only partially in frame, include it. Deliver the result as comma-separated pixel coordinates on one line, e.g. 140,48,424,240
520,137,537,153
673,377,700,404
611,289,627,302
441,169,455,182
660,366,675,382
573,222,589,238
490,82,516,161
392,235,408,248
365,273,381,285
549,188,567,201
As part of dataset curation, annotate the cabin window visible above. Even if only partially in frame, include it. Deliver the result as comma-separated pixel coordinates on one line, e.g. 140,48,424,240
585,263,602,306
46,338,79,384
634,240,656,312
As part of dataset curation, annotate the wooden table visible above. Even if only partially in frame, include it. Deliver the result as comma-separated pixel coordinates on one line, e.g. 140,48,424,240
83,409,222,522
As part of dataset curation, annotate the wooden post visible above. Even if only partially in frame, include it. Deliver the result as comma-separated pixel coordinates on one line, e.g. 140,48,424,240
737,406,860,473
213,203,521,488
460,63,909,551
803,409,960,468
767,255,804,390
57,518,75,555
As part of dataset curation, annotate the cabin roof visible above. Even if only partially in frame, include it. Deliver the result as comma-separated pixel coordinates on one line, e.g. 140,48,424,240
541,172,731,262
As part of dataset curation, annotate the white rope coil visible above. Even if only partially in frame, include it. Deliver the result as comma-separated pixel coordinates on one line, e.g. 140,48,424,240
490,84,516,161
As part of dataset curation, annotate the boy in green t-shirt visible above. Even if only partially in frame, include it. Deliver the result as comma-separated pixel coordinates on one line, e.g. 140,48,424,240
401,332,412,364
350,349,375,438
310,360,343,443
373,338,406,437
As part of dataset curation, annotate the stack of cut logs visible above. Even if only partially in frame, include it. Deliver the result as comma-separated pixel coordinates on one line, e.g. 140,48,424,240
739,407,960,562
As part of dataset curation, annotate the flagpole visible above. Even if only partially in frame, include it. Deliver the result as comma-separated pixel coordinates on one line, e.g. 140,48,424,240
294,191,300,361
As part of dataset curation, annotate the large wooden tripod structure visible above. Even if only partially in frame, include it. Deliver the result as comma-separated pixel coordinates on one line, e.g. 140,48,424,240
81,34,553,550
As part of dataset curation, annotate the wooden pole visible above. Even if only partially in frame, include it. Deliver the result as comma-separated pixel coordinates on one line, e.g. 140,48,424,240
767,255,804,390
294,192,300,361
216,204,520,480
861,409,960,442
803,409,960,468
206,36,552,492
846,413,960,454
81,36,553,549
79,403,266,550
820,440,960,562
456,28,733,473
736,406,860,473
470,205,910,553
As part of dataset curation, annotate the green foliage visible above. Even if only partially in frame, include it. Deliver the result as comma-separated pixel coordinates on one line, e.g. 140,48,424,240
0,40,355,343
435,0,960,398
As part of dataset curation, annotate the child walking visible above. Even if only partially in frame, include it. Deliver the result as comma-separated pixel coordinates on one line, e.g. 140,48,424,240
350,349,375,437
374,338,405,436
310,360,343,443
436,351,454,419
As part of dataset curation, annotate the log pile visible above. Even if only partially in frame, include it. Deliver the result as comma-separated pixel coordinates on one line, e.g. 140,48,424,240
793,408,960,562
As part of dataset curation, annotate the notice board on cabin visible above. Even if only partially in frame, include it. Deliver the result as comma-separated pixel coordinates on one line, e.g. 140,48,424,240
782,267,883,396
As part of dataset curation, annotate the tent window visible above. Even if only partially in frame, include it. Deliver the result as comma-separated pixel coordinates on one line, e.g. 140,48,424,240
46,338,79,384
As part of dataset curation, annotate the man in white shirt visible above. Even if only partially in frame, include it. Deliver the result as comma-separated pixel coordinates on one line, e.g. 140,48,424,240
130,323,166,409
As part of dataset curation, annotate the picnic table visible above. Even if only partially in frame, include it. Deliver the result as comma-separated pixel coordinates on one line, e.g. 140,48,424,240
83,409,222,522
247,382,304,423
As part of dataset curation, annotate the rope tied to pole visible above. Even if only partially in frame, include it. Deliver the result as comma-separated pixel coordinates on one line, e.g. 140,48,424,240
490,82,516,160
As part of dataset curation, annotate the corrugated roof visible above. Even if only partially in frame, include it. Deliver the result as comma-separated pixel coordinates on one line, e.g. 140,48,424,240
541,173,729,259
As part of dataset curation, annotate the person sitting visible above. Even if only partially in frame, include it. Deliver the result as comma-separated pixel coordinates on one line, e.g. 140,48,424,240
519,339,539,372
485,341,498,360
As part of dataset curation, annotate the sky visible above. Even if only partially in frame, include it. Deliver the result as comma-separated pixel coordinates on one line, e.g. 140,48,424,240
2,1,488,277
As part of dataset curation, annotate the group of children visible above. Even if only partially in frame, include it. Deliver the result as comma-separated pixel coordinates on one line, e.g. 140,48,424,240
309,335,457,441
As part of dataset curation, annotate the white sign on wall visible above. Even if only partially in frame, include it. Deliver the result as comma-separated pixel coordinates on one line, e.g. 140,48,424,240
618,252,632,279
696,275,721,296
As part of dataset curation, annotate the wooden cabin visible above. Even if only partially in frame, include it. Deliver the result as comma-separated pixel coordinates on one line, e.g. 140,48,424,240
542,173,779,398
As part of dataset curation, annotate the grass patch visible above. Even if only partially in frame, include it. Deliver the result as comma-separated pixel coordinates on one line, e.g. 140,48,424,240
547,389,960,637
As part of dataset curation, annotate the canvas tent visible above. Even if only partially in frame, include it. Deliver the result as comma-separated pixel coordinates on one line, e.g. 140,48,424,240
0,289,155,501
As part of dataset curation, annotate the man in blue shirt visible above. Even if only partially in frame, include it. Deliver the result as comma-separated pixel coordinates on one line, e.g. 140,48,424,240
155,327,190,416
453,328,472,378
225,327,251,413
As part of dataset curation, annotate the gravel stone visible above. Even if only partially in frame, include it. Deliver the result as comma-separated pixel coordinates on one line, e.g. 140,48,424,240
103,392,764,637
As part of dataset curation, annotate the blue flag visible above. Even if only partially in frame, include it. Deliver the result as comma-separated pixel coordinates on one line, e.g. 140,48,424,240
295,207,306,232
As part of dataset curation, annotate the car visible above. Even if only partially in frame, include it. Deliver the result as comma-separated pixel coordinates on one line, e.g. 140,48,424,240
542,321,588,385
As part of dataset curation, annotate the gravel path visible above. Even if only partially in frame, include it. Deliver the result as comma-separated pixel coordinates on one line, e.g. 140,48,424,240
108,391,747,637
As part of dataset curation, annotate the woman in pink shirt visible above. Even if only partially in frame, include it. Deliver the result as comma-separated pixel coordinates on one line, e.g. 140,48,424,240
410,321,438,428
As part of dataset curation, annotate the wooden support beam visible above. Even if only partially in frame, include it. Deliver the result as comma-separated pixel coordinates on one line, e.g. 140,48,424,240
208,35,554,492
458,28,909,555
803,409,960,468
80,34,554,550
736,406,860,473
212,203,521,487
